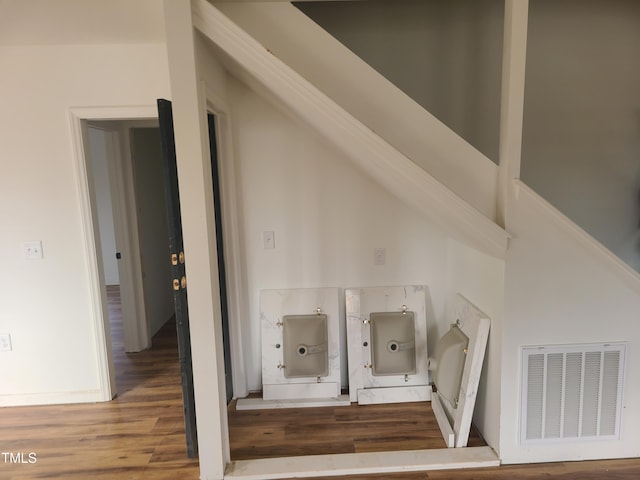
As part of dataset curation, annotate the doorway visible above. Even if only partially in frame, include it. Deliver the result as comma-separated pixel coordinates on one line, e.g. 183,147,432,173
73,104,238,460
81,113,204,458
84,120,175,394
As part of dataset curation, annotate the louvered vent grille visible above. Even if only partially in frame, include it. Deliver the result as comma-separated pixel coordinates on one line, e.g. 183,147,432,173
521,344,625,444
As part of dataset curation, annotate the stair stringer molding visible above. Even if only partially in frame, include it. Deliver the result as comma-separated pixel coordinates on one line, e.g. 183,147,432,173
512,180,640,293
212,1,499,221
193,0,509,259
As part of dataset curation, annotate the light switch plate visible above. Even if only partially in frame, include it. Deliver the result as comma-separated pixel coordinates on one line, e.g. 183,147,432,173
263,231,275,249
0,334,12,352
374,247,386,265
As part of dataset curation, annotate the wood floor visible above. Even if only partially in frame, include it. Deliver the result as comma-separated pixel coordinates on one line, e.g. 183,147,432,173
228,399,486,460
1,286,639,479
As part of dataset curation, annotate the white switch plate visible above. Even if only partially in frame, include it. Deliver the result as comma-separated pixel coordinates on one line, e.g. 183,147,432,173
374,247,386,265
0,334,12,352
24,241,43,259
263,231,275,249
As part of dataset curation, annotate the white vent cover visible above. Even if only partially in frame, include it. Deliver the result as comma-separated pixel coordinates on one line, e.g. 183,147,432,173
521,343,625,444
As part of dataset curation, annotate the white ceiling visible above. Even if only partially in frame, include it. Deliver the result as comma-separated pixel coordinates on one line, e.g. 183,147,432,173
0,0,165,46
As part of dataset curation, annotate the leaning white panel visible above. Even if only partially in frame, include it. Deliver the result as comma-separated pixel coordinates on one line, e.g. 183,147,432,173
346,285,430,404
430,293,490,448
251,288,341,407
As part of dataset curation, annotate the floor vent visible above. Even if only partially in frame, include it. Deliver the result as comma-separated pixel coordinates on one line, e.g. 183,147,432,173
521,343,625,444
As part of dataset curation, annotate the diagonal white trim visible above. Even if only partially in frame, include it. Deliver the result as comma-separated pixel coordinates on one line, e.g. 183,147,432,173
214,1,499,219
192,0,509,259
514,180,640,294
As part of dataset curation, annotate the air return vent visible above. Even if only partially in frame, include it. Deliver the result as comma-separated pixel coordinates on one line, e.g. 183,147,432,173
521,343,625,444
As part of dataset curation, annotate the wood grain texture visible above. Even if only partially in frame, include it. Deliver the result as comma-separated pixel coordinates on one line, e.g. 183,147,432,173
1,286,639,479
228,398,486,461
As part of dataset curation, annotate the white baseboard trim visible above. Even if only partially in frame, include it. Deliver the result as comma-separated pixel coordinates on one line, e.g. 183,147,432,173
356,385,431,405
0,389,106,407
236,394,350,411
225,446,499,479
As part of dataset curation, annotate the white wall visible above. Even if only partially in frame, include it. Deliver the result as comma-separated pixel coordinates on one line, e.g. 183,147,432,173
88,127,120,285
228,77,457,391
500,185,640,462
0,0,165,46
510,4,640,460
130,127,174,336
0,42,170,405
521,0,640,272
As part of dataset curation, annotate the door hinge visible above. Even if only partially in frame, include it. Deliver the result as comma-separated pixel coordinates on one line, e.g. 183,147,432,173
171,251,185,266
172,276,187,291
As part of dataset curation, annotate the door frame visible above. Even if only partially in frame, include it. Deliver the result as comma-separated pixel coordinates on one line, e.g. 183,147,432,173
69,105,157,400
205,86,249,400
71,102,248,403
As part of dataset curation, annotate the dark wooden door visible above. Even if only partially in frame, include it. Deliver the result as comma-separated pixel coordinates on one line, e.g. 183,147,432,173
207,113,233,404
156,98,198,458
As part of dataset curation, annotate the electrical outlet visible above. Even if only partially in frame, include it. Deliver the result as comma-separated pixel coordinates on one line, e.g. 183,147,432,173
0,334,12,352
374,247,386,265
23,241,43,259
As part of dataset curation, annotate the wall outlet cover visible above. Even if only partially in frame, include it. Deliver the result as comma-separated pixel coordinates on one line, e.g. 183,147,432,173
23,241,43,259
0,334,12,352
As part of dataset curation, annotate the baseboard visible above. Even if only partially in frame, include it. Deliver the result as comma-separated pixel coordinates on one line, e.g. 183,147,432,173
225,446,500,479
356,385,431,405
0,389,107,407
236,394,351,410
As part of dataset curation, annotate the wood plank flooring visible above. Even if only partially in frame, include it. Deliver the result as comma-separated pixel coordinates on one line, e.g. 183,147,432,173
228,399,486,460
1,286,639,479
